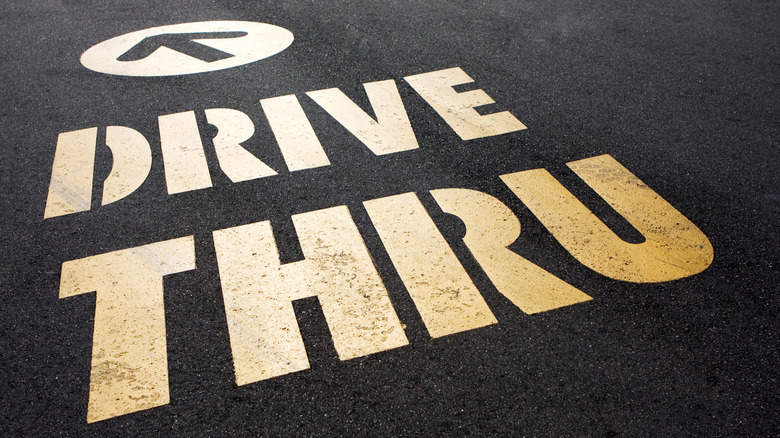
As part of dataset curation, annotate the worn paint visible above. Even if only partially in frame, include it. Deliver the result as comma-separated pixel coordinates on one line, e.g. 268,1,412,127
260,94,331,171
59,237,196,423
364,192,497,338
205,108,278,182
212,206,408,386
43,128,97,218
158,111,213,194
405,67,526,140
307,79,419,155
501,154,714,282
430,188,592,313
102,126,153,205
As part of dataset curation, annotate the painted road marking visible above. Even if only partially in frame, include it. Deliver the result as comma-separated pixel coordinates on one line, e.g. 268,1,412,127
364,193,498,338
43,128,97,219
59,237,196,423
80,21,294,77
58,155,713,423
158,111,213,194
212,206,409,385
502,155,714,282
43,67,525,218
430,188,593,314
48,55,714,424
307,80,420,155
405,67,527,140
101,126,153,206
259,95,331,171
205,108,279,182
116,32,244,63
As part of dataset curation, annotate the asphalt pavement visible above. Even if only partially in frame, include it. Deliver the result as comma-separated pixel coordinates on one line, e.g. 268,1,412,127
1,0,778,436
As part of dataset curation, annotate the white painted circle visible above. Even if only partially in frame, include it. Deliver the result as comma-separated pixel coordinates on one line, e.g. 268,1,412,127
80,21,294,77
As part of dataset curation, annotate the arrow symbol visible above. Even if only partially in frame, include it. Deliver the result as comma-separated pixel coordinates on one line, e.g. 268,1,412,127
117,32,248,63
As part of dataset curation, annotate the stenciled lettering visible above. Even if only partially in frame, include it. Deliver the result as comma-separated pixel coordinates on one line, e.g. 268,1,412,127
43,67,524,218
58,155,713,423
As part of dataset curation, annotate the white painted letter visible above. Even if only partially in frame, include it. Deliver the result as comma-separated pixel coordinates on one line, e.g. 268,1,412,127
60,237,196,423
405,67,526,140
205,108,278,182
307,79,419,155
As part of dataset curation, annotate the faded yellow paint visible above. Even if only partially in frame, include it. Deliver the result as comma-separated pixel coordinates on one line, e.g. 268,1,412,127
205,108,278,182
501,154,714,282
102,126,152,205
212,206,408,386
43,127,97,218
364,193,497,338
59,237,196,423
80,21,294,77
158,111,212,194
260,94,331,171
307,79,419,155
430,188,592,314
404,67,526,140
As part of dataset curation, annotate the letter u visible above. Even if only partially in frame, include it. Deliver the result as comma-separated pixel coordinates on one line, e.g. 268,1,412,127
501,154,714,283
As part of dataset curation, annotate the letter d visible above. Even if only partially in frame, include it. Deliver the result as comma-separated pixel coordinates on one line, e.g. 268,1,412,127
44,126,152,218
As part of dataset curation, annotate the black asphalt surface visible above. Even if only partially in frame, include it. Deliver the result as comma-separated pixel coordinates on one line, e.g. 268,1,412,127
1,0,778,436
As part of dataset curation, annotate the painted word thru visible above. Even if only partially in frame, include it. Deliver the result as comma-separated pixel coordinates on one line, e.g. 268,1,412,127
60,155,713,422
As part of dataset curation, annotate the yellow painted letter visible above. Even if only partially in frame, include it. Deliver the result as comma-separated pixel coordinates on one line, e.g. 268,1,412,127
101,126,152,206
158,111,212,194
212,206,408,386
405,67,526,140
364,192,497,338
500,154,714,282
59,237,196,423
45,126,154,217
307,79,419,155
44,128,97,218
430,188,591,314
204,108,278,182
260,94,331,171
